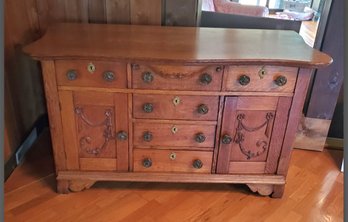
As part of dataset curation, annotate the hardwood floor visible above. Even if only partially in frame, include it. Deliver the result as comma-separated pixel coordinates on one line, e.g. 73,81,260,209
5,129,343,222
299,20,319,47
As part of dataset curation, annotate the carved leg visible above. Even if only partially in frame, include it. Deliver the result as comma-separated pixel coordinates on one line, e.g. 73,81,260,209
57,180,70,194
68,180,96,192
271,185,285,198
246,184,274,196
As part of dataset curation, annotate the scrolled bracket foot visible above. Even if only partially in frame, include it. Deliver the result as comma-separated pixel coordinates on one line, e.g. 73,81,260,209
246,183,274,196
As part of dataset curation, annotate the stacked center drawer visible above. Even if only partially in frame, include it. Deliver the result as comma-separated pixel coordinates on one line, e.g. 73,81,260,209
131,64,223,173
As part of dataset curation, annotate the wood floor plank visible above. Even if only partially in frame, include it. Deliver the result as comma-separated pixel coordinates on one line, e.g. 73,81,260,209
4,131,343,221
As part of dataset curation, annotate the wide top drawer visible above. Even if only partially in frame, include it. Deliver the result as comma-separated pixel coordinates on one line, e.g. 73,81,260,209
131,64,223,91
223,66,298,93
55,60,127,88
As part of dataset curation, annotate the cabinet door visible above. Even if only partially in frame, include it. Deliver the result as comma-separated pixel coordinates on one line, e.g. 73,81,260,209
59,91,128,171
216,96,292,174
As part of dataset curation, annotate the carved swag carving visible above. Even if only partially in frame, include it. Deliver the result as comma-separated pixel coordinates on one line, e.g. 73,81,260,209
234,112,274,160
75,107,116,156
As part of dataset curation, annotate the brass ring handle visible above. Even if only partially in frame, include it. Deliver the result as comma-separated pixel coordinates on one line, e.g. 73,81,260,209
222,134,232,144
143,131,153,142
195,133,206,143
143,158,152,168
274,75,287,86
197,104,209,115
66,70,78,80
193,159,203,169
143,103,153,113
116,131,128,140
103,71,115,82
199,73,212,85
238,75,250,86
142,71,154,83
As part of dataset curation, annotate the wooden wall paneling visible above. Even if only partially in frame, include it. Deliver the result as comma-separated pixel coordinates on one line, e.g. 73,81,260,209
4,73,20,163
5,0,46,163
4,128,11,163
64,0,89,23
165,0,201,26
130,0,163,25
36,0,66,34
106,0,131,24
88,0,106,23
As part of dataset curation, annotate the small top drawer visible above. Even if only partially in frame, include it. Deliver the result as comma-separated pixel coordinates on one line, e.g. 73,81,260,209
55,60,127,88
223,66,298,92
131,64,223,91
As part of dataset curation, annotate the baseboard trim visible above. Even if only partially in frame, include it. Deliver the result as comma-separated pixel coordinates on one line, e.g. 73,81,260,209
4,114,48,181
325,137,343,150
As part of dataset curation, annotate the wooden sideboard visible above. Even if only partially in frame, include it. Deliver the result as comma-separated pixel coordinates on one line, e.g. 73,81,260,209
24,23,332,197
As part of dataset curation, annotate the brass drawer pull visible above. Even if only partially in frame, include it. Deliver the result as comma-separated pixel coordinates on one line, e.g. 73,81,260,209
143,131,153,142
116,131,128,140
143,103,153,113
199,73,212,85
103,71,115,82
143,71,154,83
274,75,287,86
195,133,206,143
222,134,232,144
143,158,152,168
238,75,250,86
197,104,209,114
66,70,78,80
193,159,203,169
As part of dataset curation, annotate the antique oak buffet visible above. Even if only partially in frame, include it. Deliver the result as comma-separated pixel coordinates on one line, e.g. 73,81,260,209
24,23,332,197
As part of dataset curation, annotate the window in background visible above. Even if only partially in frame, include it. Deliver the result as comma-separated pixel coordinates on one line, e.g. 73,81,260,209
239,0,283,8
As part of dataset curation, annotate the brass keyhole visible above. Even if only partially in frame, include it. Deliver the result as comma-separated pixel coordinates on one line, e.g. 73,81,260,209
171,126,178,134
87,62,96,73
258,67,267,79
169,152,176,160
173,96,181,106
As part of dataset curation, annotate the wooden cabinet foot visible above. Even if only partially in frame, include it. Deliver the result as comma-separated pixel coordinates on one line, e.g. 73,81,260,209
57,179,96,193
271,185,285,198
57,180,70,194
246,184,274,196
68,180,96,192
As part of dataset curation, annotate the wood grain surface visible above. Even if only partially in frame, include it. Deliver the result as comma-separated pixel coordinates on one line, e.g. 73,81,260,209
133,94,219,121
5,132,343,221
23,23,332,67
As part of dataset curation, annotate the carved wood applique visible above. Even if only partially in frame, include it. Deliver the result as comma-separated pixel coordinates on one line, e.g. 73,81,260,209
234,112,274,160
75,107,115,156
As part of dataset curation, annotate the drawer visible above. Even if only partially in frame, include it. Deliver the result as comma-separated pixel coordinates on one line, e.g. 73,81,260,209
131,64,223,91
133,94,219,121
133,122,216,148
55,60,127,88
133,149,213,173
223,66,298,92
